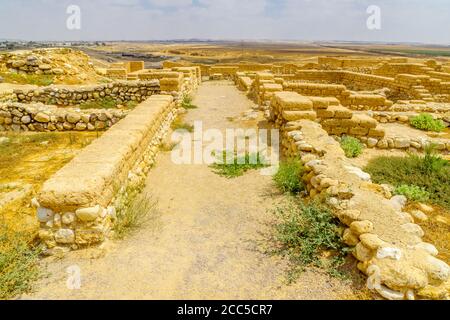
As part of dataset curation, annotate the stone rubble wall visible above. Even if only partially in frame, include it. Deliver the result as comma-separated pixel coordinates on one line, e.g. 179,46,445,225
0,102,126,132
35,95,178,254
0,48,91,76
13,80,161,106
354,134,450,153
280,119,450,300
136,68,200,98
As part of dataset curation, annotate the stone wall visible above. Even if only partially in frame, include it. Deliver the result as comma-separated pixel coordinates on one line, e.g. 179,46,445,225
281,119,450,300
269,92,386,156
13,80,160,106
0,102,126,132
35,95,178,254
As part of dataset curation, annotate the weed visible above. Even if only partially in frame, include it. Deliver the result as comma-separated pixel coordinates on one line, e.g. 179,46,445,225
272,199,350,282
181,95,198,109
0,225,42,299
113,192,158,240
395,185,430,202
171,118,194,132
340,136,364,158
410,113,445,132
211,151,268,178
273,159,305,194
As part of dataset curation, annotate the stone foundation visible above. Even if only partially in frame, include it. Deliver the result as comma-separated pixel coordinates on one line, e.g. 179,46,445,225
0,102,126,132
14,80,161,106
35,95,178,254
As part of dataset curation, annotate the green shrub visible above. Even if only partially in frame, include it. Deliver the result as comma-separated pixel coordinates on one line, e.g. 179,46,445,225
0,226,42,299
273,159,305,194
410,113,445,132
181,95,198,109
395,185,430,202
364,147,450,209
273,200,350,281
340,136,364,158
211,151,268,178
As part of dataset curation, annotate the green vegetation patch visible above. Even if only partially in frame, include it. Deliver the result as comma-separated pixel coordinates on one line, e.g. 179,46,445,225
211,151,268,178
0,226,43,299
273,158,305,194
181,95,198,109
78,97,138,110
0,72,54,86
340,136,364,158
364,146,450,209
272,199,350,281
395,185,430,202
410,113,445,132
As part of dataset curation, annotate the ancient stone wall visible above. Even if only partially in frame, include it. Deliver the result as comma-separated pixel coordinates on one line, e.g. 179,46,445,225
0,102,126,132
13,80,161,106
35,95,178,254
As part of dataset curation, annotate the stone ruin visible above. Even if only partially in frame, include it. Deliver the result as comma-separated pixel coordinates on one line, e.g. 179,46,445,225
1,52,449,300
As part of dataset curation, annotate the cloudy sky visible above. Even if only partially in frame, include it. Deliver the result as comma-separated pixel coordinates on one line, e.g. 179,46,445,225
0,0,449,44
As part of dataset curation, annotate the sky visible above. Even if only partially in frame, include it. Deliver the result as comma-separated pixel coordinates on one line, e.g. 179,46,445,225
0,0,449,44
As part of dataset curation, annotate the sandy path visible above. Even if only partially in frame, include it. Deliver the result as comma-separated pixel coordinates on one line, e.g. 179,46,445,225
24,81,362,300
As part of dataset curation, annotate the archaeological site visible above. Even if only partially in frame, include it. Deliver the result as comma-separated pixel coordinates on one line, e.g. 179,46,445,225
0,0,449,307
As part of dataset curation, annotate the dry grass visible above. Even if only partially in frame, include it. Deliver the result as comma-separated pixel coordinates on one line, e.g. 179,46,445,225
0,132,99,233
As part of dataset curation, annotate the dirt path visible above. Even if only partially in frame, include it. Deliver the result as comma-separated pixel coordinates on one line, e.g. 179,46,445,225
24,81,364,300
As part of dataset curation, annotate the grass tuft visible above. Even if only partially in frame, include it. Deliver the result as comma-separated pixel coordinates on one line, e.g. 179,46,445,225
410,113,445,132
211,151,268,178
0,225,42,300
113,193,158,240
171,118,194,132
181,95,198,109
340,136,364,158
273,158,305,194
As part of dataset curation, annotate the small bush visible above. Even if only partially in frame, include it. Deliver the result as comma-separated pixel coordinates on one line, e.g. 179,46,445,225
0,226,42,299
273,200,349,281
273,159,305,194
364,147,450,209
410,113,445,132
340,136,364,158
113,193,158,239
181,95,198,109
211,151,268,178
395,185,430,202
